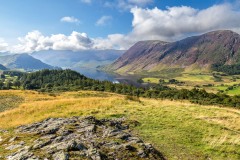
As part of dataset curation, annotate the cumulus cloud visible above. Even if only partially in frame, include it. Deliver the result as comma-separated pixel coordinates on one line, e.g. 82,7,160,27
104,0,153,10
0,38,8,52
96,16,112,26
129,3,240,41
11,31,93,53
7,31,129,53
93,34,131,50
60,16,80,24
96,3,240,49
3,2,240,53
93,3,240,50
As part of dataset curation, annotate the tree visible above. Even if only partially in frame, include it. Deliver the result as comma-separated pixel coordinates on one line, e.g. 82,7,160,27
0,81,4,89
13,80,21,89
5,81,12,89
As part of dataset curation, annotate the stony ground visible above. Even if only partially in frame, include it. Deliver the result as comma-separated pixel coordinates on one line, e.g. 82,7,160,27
0,116,164,160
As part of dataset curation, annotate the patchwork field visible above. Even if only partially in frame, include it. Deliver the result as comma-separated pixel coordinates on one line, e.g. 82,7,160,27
0,90,239,159
142,73,240,96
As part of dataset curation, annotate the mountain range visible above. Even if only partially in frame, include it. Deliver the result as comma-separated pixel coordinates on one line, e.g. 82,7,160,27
0,54,56,71
1,30,240,75
106,30,240,74
31,50,124,69
0,50,124,72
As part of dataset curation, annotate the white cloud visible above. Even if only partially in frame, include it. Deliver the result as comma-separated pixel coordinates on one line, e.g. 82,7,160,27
3,2,240,53
129,3,240,41
0,38,9,52
93,34,131,50
11,31,93,53
96,16,112,26
80,0,92,4
60,16,80,24
104,0,153,10
93,3,240,50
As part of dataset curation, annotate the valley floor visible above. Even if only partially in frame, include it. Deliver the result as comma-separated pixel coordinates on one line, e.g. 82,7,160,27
142,73,240,96
0,90,240,159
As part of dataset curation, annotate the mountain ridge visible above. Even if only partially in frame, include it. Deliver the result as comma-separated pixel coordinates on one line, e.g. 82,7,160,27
106,30,240,74
31,49,124,69
0,64,7,70
0,53,57,71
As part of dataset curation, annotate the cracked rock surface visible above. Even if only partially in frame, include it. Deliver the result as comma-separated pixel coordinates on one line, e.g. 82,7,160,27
1,116,165,160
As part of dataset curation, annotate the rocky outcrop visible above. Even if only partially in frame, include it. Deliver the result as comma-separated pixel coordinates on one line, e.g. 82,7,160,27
1,116,165,160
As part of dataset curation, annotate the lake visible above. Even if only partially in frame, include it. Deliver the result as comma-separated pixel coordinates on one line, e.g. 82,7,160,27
71,67,144,87
71,67,118,82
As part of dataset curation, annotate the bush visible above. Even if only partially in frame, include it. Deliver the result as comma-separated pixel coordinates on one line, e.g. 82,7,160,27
125,95,141,102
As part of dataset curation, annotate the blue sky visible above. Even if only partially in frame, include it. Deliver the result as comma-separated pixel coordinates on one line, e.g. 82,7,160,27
0,0,239,53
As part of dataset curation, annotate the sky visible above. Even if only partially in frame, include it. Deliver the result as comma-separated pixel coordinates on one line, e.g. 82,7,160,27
0,0,240,53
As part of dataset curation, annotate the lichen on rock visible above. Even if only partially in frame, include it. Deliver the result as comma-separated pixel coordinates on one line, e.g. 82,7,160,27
2,116,165,160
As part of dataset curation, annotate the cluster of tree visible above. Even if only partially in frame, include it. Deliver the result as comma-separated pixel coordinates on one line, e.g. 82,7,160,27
0,71,23,89
163,79,184,85
3,71,25,77
155,88,240,108
20,69,87,90
2,69,240,108
212,63,240,75
0,79,21,89
212,73,222,82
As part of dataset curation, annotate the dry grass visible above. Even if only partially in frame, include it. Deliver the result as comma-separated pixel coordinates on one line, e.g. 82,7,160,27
0,90,239,159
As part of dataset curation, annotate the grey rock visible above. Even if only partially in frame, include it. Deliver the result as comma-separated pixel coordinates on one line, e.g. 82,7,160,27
8,137,18,143
5,144,22,150
52,151,69,160
138,149,147,158
6,141,26,150
7,148,33,160
2,116,164,160
32,139,52,149
127,136,143,143
0,129,8,133
87,148,102,160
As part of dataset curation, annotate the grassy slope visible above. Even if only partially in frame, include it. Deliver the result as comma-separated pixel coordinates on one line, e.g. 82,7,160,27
0,91,24,112
0,90,240,159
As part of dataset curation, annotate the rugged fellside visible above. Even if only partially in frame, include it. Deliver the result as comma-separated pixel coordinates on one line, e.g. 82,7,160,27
0,116,164,160
107,30,240,73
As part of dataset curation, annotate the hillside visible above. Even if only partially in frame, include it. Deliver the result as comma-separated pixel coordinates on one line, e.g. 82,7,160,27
0,69,235,108
0,64,7,70
31,50,124,69
0,54,57,71
107,30,240,74
0,90,239,159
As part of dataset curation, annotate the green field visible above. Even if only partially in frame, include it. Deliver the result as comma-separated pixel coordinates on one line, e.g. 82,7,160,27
142,77,161,84
175,73,214,82
0,90,239,159
142,73,214,84
227,87,240,95
142,73,240,96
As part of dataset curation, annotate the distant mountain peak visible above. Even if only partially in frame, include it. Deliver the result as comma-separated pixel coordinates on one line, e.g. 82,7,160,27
205,30,237,35
0,64,7,70
31,50,125,69
0,53,57,71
